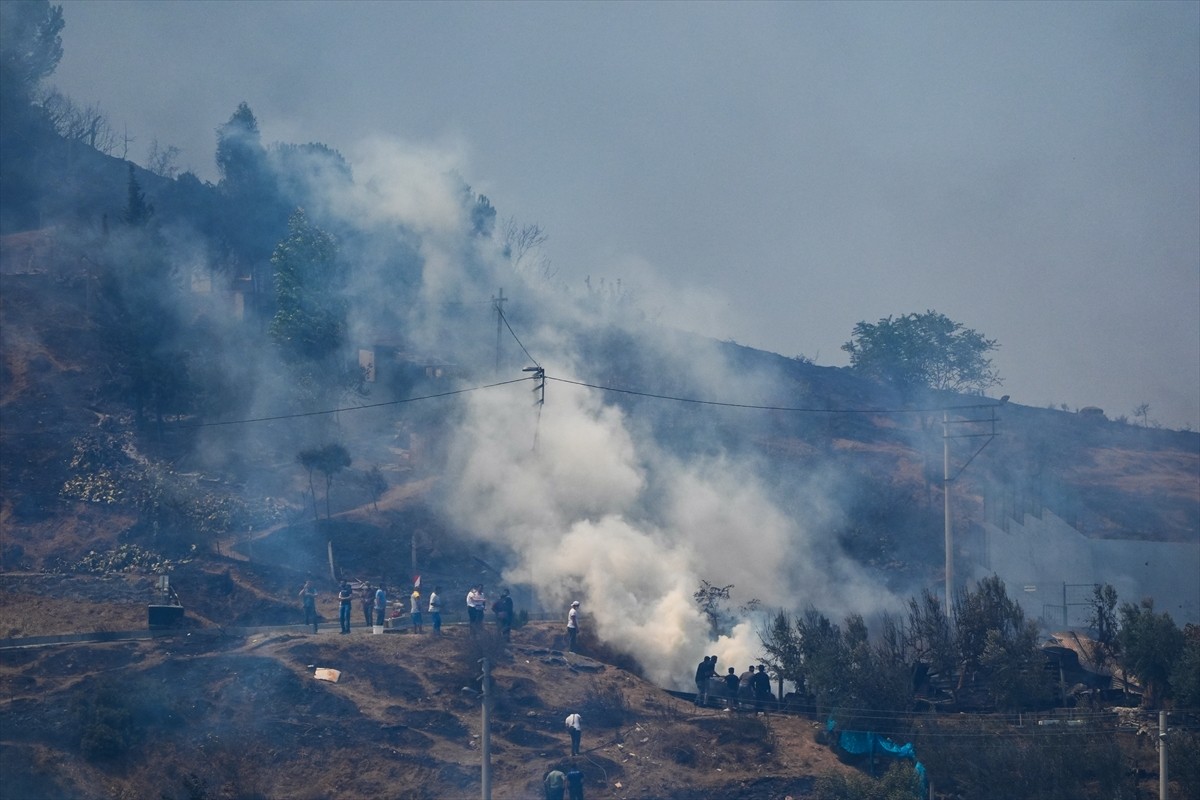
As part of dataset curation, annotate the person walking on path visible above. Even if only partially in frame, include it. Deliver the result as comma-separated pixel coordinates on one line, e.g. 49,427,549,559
543,767,566,800
566,601,580,651
374,585,387,627
564,712,582,756
337,581,353,634
428,586,442,634
410,587,424,633
360,584,374,628
566,765,585,800
299,580,318,633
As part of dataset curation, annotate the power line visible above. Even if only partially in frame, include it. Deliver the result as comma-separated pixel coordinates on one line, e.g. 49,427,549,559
545,374,1004,415
173,377,532,430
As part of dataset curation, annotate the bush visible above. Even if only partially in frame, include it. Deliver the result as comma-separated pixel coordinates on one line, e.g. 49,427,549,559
580,682,628,729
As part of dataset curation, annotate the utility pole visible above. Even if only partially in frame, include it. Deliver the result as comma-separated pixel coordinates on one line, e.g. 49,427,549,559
943,411,953,619
1160,710,1168,800
481,657,492,800
941,397,1006,618
493,288,506,374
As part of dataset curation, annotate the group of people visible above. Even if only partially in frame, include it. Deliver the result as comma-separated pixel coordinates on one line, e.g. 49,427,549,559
299,580,443,635
694,656,774,710
299,580,584,649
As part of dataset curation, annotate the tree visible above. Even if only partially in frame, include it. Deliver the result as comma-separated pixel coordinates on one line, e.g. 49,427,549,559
1085,583,1120,670
842,310,1001,396
298,443,351,581
270,208,345,365
953,575,1048,710
758,609,803,701
693,580,736,637
0,0,64,114
1117,599,1184,708
122,163,153,226
215,102,264,190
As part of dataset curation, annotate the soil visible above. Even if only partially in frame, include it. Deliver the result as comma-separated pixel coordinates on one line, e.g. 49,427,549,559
0,605,850,800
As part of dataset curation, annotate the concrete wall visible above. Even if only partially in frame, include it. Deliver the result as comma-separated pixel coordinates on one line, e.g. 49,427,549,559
973,510,1199,627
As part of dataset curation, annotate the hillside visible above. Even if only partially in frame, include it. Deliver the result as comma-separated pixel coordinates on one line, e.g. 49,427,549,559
0,609,852,800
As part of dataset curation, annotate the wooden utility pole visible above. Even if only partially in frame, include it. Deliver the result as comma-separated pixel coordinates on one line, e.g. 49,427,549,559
493,288,506,373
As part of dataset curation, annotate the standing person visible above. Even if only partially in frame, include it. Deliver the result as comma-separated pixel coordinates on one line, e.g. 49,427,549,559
410,587,423,633
566,601,580,651
360,584,374,628
564,712,582,756
374,585,387,627
467,585,486,634
724,667,739,709
493,589,514,639
337,581,353,634
738,666,755,709
694,655,714,705
753,665,772,710
428,585,442,635
543,767,566,800
566,764,585,800
299,580,318,633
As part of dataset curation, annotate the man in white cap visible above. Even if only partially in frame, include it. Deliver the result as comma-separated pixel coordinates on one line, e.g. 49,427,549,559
567,600,580,651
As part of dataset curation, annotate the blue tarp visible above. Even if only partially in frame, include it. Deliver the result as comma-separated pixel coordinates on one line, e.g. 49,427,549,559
827,716,927,795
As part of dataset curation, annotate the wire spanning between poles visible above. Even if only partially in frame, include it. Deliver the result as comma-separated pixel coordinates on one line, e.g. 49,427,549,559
496,306,541,370
545,375,1005,415
494,305,546,452
174,377,533,429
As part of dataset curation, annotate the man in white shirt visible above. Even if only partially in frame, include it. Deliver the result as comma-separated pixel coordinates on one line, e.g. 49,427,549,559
567,601,580,651
564,712,582,756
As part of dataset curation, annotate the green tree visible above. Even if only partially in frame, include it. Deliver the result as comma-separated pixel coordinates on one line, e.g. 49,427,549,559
0,0,64,114
270,208,345,365
1171,623,1200,710
693,580,734,637
758,609,803,701
904,589,955,693
121,162,154,226
1118,599,1184,708
953,575,1048,710
841,310,1001,396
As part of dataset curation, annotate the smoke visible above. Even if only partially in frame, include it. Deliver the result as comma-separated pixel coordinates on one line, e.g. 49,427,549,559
140,123,905,690
223,130,909,689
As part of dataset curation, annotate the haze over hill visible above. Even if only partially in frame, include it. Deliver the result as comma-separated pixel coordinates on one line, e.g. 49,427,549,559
2,0,1199,677
47,0,1200,431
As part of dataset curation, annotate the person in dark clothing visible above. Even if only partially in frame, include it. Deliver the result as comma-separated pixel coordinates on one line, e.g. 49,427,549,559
299,580,318,633
566,764,585,800
694,656,714,705
493,589,514,639
724,667,739,709
360,584,374,627
752,665,773,710
338,581,353,634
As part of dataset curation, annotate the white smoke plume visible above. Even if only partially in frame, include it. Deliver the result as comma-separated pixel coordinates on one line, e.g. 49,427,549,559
277,133,903,689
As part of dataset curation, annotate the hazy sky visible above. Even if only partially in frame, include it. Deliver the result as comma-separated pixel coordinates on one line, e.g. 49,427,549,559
51,0,1200,429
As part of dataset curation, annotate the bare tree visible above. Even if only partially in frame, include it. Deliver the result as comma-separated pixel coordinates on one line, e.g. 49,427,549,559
502,216,555,280
146,138,182,179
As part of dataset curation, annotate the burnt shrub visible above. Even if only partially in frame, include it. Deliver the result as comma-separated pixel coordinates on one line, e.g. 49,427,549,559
580,682,628,729
76,682,134,761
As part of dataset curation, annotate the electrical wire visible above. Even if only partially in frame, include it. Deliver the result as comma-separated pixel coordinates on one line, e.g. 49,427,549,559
173,377,532,429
